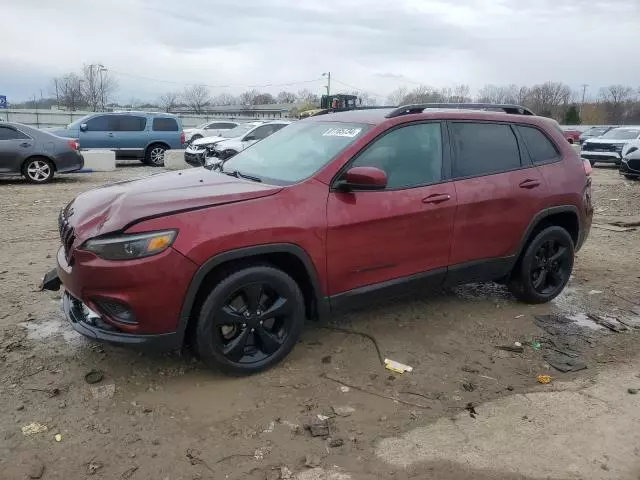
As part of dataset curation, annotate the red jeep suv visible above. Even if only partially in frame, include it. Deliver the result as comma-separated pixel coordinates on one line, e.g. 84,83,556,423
42,103,593,374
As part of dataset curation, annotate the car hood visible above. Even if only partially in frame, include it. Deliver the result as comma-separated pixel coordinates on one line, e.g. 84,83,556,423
215,138,243,150
584,138,630,145
66,168,282,240
192,135,226,147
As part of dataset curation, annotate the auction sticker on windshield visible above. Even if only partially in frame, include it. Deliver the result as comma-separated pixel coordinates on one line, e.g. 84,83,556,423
323,127,362,138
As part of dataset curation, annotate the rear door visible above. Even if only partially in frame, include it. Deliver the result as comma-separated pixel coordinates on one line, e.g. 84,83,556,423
79,115,117,149
114,115,148,155
326,121,457,297
0,125,33,173
151,117,180,148
447,121,547,281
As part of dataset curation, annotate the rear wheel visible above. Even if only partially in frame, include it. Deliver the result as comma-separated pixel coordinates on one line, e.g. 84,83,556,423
508,226,574,304
194,266,305,375
625,174,637,180
22,157,54,184
145,143,168,167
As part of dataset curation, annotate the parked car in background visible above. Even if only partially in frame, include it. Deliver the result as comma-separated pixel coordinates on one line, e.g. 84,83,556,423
52,112,184,166
561,128,582,144
184,121,239,144
0,122,83,183
620,142,640,179
581,126,640,166
184,121,264,167
42,103,592,374
578,126,616,145
211,121,291,161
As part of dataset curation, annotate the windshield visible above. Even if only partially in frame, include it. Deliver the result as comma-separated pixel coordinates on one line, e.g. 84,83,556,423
222,124,257,138
67,114,93,129
583,127,609,137
221,121,370,184
602,128,640,140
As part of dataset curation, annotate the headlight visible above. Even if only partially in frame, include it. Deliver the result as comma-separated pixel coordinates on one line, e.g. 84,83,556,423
81,230,177,261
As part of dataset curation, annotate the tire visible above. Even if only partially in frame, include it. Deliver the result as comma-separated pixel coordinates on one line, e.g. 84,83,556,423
194,265,305,375
22,157,54,184
508,226,574,304
625,174,637,180
589,159,596,167
145,143,168,167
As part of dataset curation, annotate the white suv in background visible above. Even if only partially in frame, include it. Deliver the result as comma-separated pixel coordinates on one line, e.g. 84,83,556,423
212,121,292,161
184,120,239,144
184,121,264,166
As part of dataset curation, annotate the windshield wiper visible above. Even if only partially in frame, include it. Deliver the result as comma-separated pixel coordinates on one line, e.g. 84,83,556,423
221,167,262,182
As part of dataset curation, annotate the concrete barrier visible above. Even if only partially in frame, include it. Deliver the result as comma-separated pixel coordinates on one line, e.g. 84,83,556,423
164,149,191,170
80,149,116,172
572,144,581,155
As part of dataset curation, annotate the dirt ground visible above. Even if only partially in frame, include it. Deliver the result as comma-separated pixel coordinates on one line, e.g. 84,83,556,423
1,163,639,480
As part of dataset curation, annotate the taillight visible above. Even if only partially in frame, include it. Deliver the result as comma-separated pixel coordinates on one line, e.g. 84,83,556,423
68,139,79,151
582,159,592,176
180,131,185,145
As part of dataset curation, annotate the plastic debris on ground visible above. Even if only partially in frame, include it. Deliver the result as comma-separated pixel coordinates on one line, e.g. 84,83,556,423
384,359,413,374
54,434,62,442
537,375,552,384
21,422,48,436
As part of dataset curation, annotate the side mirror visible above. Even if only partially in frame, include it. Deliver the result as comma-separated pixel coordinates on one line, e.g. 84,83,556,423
79,123,88,132
335,166,387,192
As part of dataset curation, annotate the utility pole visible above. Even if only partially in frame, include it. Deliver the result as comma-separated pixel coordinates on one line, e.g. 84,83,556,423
98,64,106,111
322,72,331,96
580,84,588,116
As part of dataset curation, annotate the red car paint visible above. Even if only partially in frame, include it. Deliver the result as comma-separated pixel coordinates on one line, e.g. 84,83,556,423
54,108,592,344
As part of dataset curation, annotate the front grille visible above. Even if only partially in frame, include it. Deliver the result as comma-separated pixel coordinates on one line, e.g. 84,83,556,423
582,143,618,152
58,209,76,262
627,158,640,171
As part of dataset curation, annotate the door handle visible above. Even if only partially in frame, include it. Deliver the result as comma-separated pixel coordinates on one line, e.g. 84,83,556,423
519,179,541,189
107,133,114,137
422,193,451,204
20,142,31,147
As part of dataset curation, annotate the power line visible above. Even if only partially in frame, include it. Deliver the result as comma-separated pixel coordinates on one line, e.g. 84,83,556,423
109,70,324,89
332,79,386,99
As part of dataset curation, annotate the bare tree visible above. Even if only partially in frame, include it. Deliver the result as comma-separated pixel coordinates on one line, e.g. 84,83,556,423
239,89,260,105
441,84,471,103
158,92,179,112
276,91,297,104
51,73,85,111
387,86,408,106
81,64,117,111
182,85,210,113
526,81,571,117
252,93,276,105
599,85,636,123
296,89,319,105
400,85,445,104
211,93,237,106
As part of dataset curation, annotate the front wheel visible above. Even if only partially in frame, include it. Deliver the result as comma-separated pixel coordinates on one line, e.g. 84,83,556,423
145,144,168,167
194,266,305,375
23,157,54,184
624,174,637,180
508,226,574,304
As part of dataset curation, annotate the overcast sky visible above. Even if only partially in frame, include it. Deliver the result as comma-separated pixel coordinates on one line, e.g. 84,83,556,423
2,0,639,104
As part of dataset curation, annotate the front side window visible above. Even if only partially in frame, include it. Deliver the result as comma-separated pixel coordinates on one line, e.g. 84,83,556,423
85,115,115,131
222,124,256,138
152,118,178,131
0,126,29,140
222,121,369,184
246,125,273,140
517,125,560,164
117,115,146,131
451,122,521,178
349,123,443,189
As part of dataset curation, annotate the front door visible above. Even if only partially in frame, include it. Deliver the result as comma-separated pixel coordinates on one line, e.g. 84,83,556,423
447,121,547,281
79,114,117,149
326,122,457,300
114,115,148,155
0,125,32,173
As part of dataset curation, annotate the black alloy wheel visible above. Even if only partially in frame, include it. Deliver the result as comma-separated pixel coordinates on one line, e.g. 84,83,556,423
195,266,305,374
508,226,575,304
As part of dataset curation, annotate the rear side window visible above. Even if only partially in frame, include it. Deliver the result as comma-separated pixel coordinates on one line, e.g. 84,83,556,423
517,126,560,164
153,118,178,131
0,126,29,140
117,115,146,131
207,122,236,130
451,122,521,178
350,122,443,189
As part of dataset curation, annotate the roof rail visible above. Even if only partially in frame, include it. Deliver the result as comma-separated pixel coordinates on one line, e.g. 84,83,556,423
385,103,536,118
312,105,395,117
